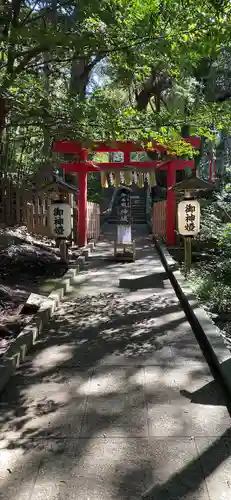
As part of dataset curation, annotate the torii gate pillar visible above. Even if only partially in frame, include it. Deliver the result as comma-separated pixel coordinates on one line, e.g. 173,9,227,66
52,141,99,248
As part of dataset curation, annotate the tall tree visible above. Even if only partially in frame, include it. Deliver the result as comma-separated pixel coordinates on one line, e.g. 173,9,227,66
1,0,231,176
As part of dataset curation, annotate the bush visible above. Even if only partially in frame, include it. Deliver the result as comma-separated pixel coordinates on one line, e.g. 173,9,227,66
189,267,231,313
198,200,224,243
187,195,231,314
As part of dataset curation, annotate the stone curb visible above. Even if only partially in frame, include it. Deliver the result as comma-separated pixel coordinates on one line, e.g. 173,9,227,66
153,236,231,401
0,239,97,394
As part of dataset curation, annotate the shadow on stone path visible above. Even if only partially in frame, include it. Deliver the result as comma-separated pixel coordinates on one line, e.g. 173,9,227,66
0,230,231,499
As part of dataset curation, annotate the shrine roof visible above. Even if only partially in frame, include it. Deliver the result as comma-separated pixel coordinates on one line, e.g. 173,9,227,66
34,175,79,194
170,175,217,192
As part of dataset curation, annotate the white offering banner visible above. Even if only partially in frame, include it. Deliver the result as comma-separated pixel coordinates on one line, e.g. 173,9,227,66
117,225,132,244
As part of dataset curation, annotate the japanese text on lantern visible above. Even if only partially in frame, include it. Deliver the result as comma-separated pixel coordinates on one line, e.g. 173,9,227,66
49,203,72,238
178,200,200,236
53,207,64,235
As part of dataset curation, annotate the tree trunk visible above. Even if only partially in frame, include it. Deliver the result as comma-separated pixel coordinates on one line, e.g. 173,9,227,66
69,58,90,98
42,51,50,159
0,97,7,155
68,4,90,100
69,56,103,99
42,0,57,161
136,88,153,111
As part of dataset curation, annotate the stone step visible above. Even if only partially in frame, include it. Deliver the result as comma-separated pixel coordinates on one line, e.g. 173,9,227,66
107,220,147,224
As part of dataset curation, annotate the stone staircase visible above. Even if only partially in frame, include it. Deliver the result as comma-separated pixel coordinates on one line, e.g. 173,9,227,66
105,187,147,224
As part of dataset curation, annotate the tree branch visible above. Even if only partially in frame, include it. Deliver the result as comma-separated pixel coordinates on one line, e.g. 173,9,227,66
22,34,164,72
20,0,41,26
21,0,76,26
14,44,49,74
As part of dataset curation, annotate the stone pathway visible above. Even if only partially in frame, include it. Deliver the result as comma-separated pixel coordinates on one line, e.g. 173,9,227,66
0,229,231,499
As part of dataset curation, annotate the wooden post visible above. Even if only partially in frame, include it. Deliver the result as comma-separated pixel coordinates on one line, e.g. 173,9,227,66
78,149,88,247
166,161,176,246
184,236,192,276
60,239,68,263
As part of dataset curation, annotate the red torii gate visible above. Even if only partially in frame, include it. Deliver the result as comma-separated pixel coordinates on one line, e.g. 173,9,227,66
53,138,200,247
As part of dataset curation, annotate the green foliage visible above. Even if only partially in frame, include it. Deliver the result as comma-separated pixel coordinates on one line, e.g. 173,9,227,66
199,200,225,242
2,0,231,178
2,0,231,312
189,197,231,313
87,172,102,203
189,267,231,313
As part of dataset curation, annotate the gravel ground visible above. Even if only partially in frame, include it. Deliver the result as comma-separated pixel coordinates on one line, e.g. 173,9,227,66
0,226,80,356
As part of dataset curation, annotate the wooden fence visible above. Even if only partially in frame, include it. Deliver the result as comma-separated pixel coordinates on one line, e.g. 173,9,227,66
25,196,100,243
0,175,24,227
25,191,75,239
0,176,100,243
152,200,166,239
87,202,100,240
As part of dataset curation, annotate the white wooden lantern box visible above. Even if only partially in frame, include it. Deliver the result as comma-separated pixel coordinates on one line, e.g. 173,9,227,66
178,199,200,236
49,202,72,238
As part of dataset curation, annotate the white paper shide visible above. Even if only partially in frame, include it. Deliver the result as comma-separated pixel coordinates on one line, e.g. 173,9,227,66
178,200,200,236
49,203,72,238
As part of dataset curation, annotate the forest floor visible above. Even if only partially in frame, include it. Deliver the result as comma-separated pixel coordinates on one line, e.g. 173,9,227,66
0,226,80,356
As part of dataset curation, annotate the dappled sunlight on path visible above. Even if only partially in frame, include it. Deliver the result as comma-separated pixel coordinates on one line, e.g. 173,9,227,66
0,234,231,499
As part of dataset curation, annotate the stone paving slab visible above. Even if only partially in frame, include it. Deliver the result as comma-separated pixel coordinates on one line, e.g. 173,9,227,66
0,229,231,500
29,438,154,500
195,436,231,500
0,439,66,500
0,437,211,500
147,401,231,438
0,368,90,445
65,234,169,298
145,437,210,500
